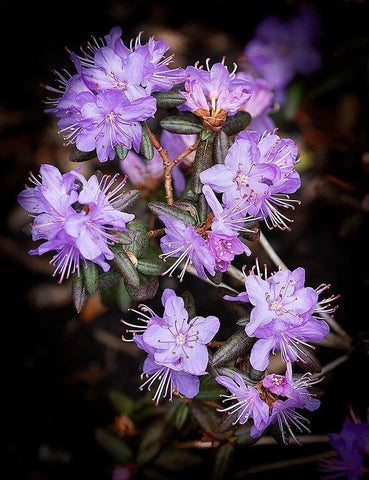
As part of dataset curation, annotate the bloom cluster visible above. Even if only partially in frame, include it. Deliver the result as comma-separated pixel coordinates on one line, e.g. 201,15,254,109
17,164,134,282
200,129,301,230
225,261,336,371
44,27,185,162
216,362,321,443
244,6,322,104
319,408,369,479
122,289,220,404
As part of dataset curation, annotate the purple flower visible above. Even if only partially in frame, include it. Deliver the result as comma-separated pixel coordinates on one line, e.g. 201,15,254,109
224,262,333,370
319,408,369,479
143,290,220,375
207,231,249,273
216,372,270,437
18,166,134,282
73,89,157,162
159,215,216,280
200,129,301,229
244,7,322,104
179,60,252,131
122,289,216,404
233,72,276,134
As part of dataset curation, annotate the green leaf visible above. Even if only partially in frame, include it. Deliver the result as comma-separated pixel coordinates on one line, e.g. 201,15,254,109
154,448,203,472
140,122,154,160
153,90,186,109
173,199,199,221
82,260,99,296
190,401,226,441
148,201,197,225
95,428,132,463
215,367,256,386
248,365,265,381
97,267,122,290
137,256,166,276
69,145,97,162
110,247,140,288
160,114,203,134
211,443,235,480
234,421,260,446
198,192,211,223
122,219,150,258
174,403,189,430
222,111,251,136
115,144,129,160
136,419,168,465
212,329,255,367
113,189,141,212
213,130,229,164
71,272,89,313
191,138,214,194
125,273,159,302
182,290,196,319
108,390,135,415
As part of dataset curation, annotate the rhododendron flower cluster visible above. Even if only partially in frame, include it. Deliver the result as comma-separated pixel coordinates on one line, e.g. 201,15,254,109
16,16,352,473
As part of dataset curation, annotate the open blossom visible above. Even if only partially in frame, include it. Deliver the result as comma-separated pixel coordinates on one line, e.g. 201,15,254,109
43,27,185,162
122,289,218,404
244,7,322,103
143,290,220,375
17,165,134,282
225,262,334,370
216,363,321,443
178,59,252,131
319,408,369,479
200,129,301,229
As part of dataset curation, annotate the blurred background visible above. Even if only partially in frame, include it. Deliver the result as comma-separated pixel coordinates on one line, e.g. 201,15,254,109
3,0,369,478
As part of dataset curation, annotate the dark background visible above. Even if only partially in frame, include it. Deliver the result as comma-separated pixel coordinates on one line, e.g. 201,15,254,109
2,0,369,478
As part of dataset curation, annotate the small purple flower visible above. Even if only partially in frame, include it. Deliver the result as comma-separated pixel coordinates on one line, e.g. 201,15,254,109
207,231,249,273
73,89,157,162
319,408,369,479
224,262,334,370
200,129,301,229
233,72,276,134
18,166,134,282
216,372,270,437
179,59,252,131
159,215,216,281
244,7,322,104
143,290,220,375
122,289,216,404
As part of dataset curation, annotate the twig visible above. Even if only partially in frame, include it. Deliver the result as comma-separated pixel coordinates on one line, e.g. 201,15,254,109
148,228,165,238
312,352,350,378
171,138,200,168
233,450,335,477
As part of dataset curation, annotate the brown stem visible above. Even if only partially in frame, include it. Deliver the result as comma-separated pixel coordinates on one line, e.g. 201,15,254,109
146,126,174,205
147,228,166,238
171,138,201,168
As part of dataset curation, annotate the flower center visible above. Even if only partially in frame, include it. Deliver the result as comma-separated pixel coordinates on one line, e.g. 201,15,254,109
107,112,115,121
270,301,280,310
176,333,186,344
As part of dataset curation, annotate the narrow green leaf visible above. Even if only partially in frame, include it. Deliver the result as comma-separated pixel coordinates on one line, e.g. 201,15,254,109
82,260,99,296
95,428,132,463
136,419,168,465
125,273,159,301
115,144,129,160
190,401,226,441
153,90,186,109
211,443,235,480
205,269,223,285
137,256,166,276
140,122,154,160
71,272,89,313
160,115,203,135
148,201,197,225
198,192,211,223
110,248,140,288
191,138,214,194
108,390,135,415
213,130,229,164
69,145,97,162
182,291,196,319
122,219,150,258
174,403,189,430
222,111,251,136
113,190,141,212
212,329,255,367
97,267,121,290
248,365,266,381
